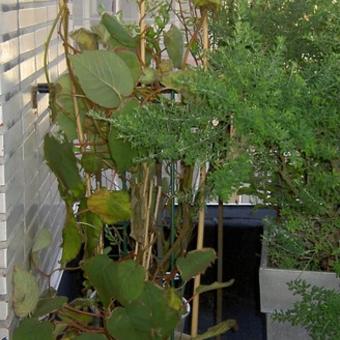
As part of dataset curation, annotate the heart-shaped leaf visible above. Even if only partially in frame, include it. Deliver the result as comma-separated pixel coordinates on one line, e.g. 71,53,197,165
83,256,145,307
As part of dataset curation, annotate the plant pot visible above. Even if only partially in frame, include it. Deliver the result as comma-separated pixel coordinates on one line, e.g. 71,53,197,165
259,243,340,340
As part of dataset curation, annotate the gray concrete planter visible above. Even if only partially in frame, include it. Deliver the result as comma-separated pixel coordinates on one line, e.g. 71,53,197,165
259,243,340,340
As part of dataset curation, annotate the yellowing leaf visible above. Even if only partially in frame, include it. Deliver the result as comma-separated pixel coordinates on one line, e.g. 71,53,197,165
71,28,98,50
87,189,131,224
166,288,183,312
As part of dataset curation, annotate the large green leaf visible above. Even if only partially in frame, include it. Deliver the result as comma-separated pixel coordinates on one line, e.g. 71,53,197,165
61,209,82,265
44,134,84,198
70,51,134,108
83,255,145,307
109,128,138,172
13,267,39,318
193,320,238,340
164,25,184,68
101,13,137,48
176,248,217,282
33,296,68,318
13,319,54,340
87,189,131,224
126,283,181,338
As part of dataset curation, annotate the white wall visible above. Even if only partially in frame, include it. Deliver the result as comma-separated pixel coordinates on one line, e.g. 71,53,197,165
0,0,73,337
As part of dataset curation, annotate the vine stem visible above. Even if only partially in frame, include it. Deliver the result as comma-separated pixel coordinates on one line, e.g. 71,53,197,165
44,6,63,85
191,8,209,337
60,0,91,197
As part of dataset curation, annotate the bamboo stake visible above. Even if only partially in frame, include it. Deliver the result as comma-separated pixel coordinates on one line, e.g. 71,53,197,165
139,0,146,65
191,8,209,337
142,180,154,268
145,185,161,270
191,166,207,336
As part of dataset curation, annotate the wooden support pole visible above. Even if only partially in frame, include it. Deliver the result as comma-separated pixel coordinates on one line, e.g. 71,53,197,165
191,166,207,337
191,8,209,337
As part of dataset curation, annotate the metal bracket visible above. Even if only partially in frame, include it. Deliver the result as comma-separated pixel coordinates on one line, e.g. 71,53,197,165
31,83,50,110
